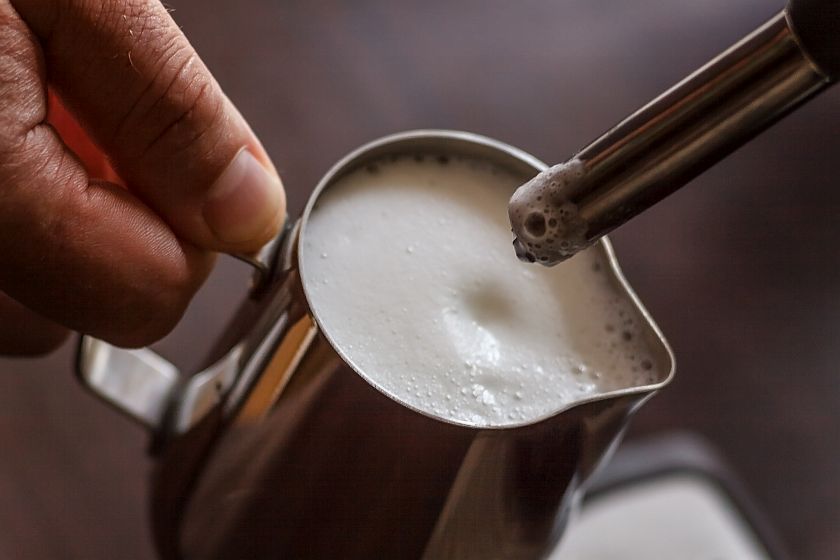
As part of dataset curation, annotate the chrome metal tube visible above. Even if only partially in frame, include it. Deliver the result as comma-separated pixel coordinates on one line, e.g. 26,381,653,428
577,10,828,234
510,9,833,265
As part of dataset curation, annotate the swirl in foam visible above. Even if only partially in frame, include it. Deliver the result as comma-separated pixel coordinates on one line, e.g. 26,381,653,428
301,155,660,427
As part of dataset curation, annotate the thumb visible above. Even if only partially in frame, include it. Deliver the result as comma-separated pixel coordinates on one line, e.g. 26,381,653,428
12,0,286,254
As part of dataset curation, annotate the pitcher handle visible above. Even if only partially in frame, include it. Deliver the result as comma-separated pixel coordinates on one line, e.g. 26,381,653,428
75,219,292,433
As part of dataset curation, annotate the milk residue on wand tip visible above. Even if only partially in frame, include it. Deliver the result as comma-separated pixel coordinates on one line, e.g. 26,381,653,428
508,158,590,267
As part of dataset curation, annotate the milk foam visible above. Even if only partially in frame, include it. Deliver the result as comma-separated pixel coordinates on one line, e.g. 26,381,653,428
301,155,659,427
508,159,590,266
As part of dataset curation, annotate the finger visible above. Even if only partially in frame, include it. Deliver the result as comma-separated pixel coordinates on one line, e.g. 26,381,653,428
0,4,214,347
11,0,286,254
0,292,69,356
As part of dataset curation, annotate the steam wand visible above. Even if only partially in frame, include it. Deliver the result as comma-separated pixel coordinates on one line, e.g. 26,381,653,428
509,0,839,265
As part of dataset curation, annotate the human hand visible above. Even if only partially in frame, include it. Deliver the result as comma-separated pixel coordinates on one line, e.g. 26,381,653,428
0,0,286,354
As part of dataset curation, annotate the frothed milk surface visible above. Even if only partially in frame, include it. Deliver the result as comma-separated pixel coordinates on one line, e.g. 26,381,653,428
301,155,660,427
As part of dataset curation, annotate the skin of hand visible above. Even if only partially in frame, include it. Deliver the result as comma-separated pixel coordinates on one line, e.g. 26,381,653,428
0,0,286,354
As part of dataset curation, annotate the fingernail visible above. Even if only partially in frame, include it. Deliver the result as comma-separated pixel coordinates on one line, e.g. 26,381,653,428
204,148,284,246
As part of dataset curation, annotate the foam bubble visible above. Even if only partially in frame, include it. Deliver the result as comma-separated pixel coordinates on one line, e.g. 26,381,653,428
508,159,590,265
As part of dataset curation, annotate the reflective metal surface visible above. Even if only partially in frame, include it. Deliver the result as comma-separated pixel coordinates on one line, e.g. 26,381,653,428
134,131,675,560
511,9,833,263
77,338,180,430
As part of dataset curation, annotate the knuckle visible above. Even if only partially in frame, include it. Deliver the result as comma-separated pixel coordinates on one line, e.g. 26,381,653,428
113,34,223,162
143,59,220,158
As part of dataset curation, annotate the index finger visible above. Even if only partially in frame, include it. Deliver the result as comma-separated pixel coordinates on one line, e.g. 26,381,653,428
13,0,286,253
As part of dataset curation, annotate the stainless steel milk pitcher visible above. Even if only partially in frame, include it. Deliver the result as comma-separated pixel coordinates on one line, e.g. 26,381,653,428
76,130,674,560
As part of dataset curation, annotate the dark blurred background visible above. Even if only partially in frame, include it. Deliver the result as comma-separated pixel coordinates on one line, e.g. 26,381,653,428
1,0,838,558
